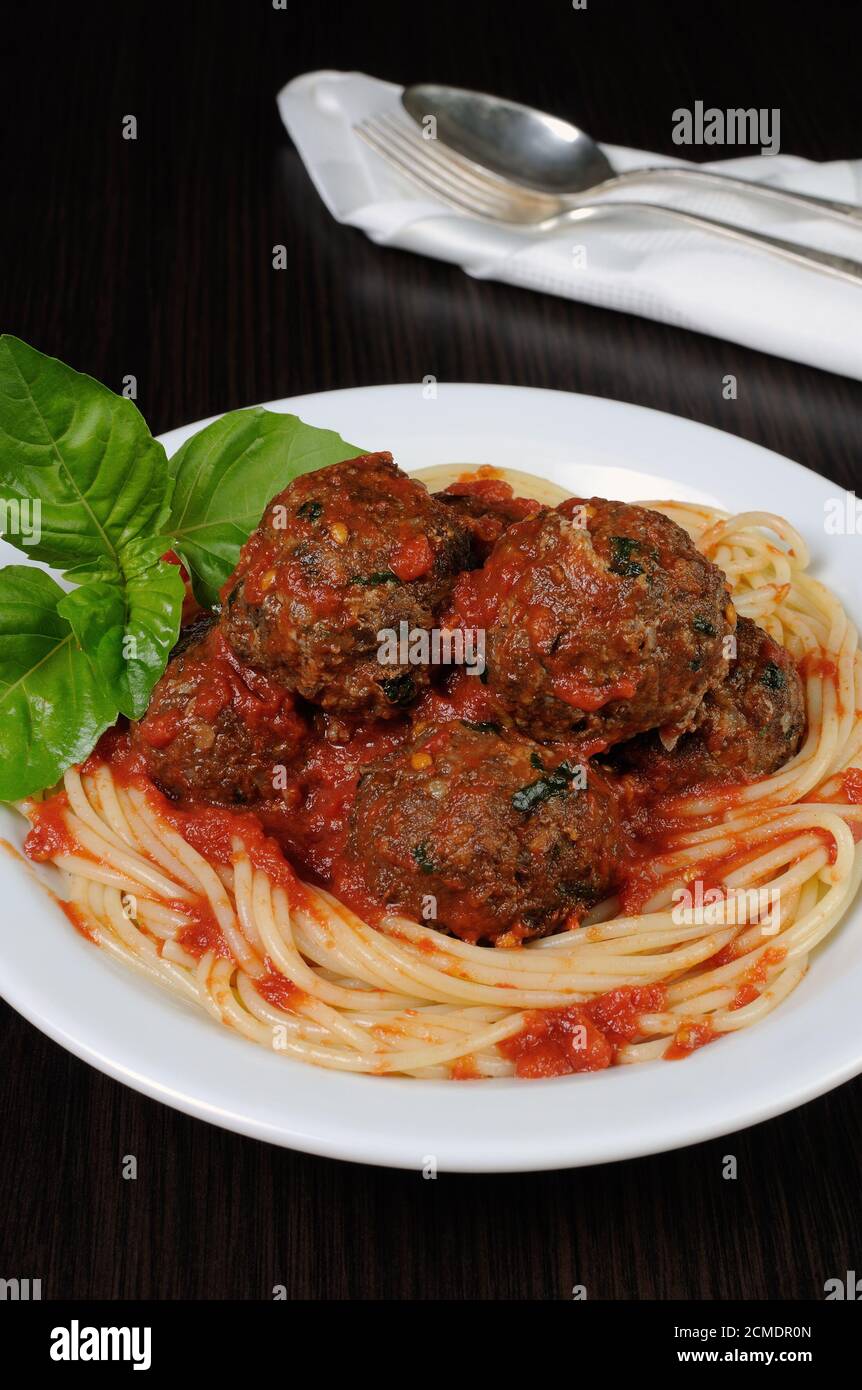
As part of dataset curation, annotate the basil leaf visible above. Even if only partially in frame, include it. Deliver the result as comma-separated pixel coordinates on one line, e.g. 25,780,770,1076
0,566,117,801
0,342,371,799
0,336,173,575
61,532,175,586
167,407,363,607
57,558,184,720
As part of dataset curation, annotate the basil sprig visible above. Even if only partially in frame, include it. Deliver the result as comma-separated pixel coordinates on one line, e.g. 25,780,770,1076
0,336,362,799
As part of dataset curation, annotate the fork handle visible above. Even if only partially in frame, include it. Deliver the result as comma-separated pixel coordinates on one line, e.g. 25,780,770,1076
557,201,862,286
598,166,862,224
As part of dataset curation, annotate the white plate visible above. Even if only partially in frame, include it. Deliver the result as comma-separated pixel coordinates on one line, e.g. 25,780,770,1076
1,384,859,1172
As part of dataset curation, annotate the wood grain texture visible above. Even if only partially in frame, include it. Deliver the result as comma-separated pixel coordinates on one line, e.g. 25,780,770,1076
0,0,860,1300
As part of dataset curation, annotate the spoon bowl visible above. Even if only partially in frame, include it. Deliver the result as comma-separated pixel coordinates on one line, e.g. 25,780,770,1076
402,83,614,195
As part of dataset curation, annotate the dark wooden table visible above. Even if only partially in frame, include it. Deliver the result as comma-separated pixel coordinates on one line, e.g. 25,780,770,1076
1,0,860,1300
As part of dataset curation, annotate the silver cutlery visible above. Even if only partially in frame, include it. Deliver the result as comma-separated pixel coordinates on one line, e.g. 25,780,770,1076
403,84,862,226
355,110,862,287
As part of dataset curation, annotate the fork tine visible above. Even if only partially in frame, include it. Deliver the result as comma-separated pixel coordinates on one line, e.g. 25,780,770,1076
372,111,554,208
356,115,512,216
354,116,519,220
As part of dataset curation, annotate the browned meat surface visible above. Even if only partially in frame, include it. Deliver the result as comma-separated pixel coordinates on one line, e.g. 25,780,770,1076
453,497,735,747
611,616,805,791
132,622,307,805
222,452,470,717
434,477,543,564
334,720,625,944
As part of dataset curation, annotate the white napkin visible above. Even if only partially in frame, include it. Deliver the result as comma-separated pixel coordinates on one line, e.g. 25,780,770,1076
277,71,862,381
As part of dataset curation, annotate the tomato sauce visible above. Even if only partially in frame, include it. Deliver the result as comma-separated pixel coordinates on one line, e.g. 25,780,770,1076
665,1020,716,1059
842,768,862,804
500,984,667,1078
255,967,306,1012
500,1006,613,1078
173,899,231,960
550,673,638,712
799,650,838,682
412,667,499,728
450,1054,480,1080
263,716,408,883
58,897,97,943
24,793,78,862
728,946,786,1011
587,984,668,1044
390,534,434,581
440,476,542,559
160,548,200,626
157,796,308,899
705,938,743,970
138,710,183,749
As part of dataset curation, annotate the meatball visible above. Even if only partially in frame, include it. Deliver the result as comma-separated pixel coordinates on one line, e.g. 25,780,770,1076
434,478,543,564
611,617,805,792
133,620,307,805
334,721,624,944
222,453,470,718
458,498,734,746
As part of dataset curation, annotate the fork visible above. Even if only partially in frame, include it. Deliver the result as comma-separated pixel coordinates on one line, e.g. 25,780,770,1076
354,111,862,287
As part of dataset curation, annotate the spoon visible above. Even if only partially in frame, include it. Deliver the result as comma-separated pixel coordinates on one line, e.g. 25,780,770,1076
402,84,862,225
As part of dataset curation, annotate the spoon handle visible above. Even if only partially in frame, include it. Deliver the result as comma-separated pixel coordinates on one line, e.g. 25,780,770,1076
604,167,862,224
551,202,862,286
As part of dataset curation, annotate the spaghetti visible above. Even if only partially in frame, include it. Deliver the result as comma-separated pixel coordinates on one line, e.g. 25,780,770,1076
22,492,862,1079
